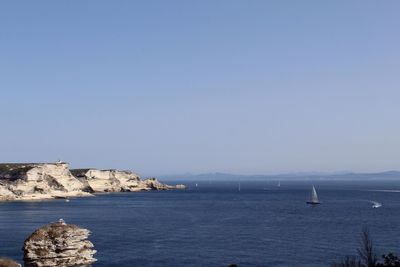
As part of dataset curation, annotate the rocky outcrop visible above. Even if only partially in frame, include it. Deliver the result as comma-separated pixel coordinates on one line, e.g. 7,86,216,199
0,163,92,201
23,219,96,267
0,162,185,201
142,178,186,190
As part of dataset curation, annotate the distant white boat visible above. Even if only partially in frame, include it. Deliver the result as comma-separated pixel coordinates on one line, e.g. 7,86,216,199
306,185,320,205
277,181,281,187
238,182,241,192
370,201,382,208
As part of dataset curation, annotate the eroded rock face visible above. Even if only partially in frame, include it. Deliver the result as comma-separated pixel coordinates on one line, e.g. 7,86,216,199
23,220,96,267
71,169,185,192
71,169,140,192
0,163,92,201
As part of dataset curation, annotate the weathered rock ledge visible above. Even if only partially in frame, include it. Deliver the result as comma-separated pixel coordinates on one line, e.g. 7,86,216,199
0,162,185,201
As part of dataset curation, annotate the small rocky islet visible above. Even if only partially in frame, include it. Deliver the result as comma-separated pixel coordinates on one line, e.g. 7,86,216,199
1,219,96,267
23,219,96,267
0,161,185,201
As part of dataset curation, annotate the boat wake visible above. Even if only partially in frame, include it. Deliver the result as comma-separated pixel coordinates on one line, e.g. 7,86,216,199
369,190,400,193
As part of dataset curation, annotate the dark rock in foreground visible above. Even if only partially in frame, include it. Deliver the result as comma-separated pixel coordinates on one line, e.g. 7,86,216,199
23,219,96,267
0,258,21,267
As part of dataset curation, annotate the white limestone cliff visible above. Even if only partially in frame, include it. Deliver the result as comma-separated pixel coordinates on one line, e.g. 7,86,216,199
0,163,92,201
71,169,141,192
72,169,185,192
0,162,185,201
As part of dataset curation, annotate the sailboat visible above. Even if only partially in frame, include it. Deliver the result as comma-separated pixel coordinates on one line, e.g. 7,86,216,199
277,181,281,187
306,185,320,205
238,182,241,192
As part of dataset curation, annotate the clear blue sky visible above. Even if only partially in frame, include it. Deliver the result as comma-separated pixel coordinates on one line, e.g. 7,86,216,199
1,1,399,176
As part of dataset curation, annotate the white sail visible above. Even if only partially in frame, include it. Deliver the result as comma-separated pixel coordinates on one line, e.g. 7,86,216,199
311,186,319,203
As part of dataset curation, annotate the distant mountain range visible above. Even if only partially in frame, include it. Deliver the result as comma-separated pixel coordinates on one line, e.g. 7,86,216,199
160,170,400,181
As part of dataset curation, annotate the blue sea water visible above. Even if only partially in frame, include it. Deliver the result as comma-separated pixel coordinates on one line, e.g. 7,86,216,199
1,180,400,267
